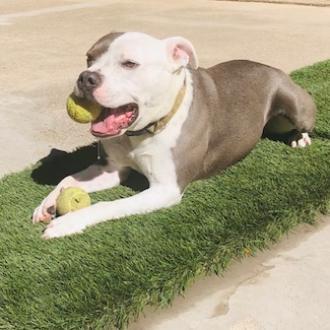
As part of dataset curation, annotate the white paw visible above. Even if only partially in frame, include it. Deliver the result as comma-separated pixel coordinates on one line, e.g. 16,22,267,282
291,132,312,148
32,192,59,223
42,214,87,239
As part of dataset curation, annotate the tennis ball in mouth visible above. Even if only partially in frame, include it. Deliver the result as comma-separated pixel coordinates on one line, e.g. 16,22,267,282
56,187,91,216
66,94,102,123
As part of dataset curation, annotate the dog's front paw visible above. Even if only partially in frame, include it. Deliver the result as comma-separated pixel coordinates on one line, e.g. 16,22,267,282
42,214,87,239
32,193,58,224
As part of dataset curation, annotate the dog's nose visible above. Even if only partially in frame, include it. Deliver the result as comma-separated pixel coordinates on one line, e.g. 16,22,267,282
77,71,102,91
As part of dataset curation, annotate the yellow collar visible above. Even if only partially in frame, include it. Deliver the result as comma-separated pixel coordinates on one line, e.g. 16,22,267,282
126,80,186,137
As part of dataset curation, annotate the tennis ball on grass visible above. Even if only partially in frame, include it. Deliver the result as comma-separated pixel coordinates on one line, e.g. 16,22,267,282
56,187,91,216
66,94,102,123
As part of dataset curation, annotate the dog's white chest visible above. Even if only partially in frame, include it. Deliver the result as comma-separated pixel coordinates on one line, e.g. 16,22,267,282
129,136,176,184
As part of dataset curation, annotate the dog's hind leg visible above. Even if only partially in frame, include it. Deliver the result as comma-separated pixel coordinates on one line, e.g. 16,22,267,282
264,73,316,148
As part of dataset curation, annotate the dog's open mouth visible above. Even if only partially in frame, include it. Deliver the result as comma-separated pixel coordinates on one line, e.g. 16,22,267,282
91,103,138,137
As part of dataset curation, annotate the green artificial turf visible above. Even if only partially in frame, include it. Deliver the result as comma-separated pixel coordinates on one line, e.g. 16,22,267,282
0,60,329,329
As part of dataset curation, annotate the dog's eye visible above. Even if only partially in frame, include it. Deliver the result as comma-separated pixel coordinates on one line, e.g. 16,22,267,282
121,60,139,69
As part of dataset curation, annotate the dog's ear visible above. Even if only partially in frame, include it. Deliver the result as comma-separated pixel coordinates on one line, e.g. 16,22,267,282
164,36,198,70
86,32,124,67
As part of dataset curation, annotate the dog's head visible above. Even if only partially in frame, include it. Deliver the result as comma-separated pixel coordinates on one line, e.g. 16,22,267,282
74,32,198,138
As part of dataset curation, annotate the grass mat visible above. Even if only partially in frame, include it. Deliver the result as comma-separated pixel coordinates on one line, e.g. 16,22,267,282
0,60,329,329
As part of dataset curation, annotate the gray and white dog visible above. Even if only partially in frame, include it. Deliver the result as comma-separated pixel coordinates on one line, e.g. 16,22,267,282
33,32,316,239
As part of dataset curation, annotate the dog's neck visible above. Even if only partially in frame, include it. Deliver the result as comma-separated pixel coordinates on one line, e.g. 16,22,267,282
126,69,187,137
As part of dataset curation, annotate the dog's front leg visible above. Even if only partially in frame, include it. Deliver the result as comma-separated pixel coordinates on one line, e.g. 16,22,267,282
33,163,127,223
42,184,182,239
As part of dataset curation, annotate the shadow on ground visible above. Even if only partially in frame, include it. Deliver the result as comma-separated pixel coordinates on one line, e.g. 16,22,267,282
31,144,149,192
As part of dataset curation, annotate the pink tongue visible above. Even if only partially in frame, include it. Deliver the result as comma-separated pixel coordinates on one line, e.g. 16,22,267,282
91,109,134,135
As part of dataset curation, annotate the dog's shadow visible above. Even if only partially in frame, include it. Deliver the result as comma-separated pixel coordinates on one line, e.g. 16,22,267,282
31,143,149,192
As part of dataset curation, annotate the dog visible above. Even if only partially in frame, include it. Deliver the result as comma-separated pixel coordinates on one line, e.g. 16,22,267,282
33,32,316,239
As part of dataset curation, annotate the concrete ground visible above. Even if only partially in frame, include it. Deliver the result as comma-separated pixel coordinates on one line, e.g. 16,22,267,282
0,0,329,329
